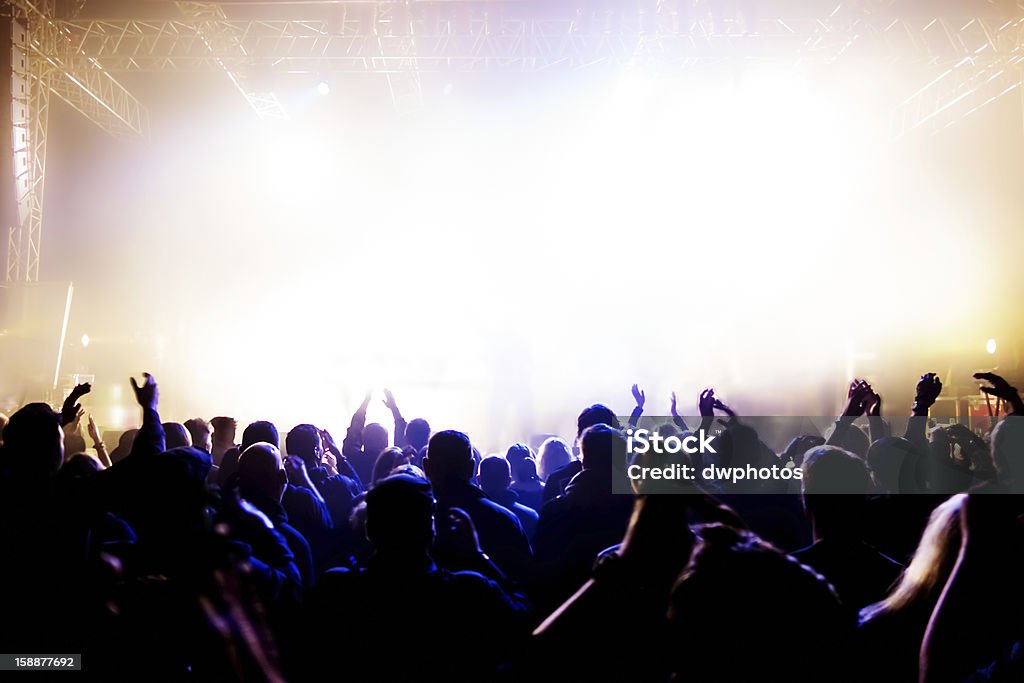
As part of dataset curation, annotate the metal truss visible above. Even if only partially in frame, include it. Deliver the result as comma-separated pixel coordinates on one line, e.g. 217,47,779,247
5,0,147,282
892,16,1024,136
6,18,48,283
18,0,146,137
48,3,1024,133
50,9,1024,74
175,1,287,119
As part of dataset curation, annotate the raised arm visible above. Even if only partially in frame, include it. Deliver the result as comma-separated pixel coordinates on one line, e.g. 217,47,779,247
974,372,1024,417
87,413,111,469
382,388,409,448
827,379,872,447
670,391,689,432
128,373,165,457
865,388,891,442
903,372,942,450
341,391,372,459
629,384,645,428
60,382,91,427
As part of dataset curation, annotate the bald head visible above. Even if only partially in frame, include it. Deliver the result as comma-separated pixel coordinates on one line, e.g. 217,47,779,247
238,442,287,502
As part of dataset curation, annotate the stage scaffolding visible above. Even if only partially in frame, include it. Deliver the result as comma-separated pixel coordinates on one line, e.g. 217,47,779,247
5,0,1024,282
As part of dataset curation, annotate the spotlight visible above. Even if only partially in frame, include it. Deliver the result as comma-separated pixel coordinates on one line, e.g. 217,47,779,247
81,333,90,348
986,338,997,355
317,80,331,96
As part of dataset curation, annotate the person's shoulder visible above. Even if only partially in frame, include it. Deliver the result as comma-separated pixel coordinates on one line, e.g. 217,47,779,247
320,472,359,495
476,495,523,526
512,502,539,521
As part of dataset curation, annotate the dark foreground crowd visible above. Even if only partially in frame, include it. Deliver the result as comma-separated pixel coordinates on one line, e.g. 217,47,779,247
1,369,1024,682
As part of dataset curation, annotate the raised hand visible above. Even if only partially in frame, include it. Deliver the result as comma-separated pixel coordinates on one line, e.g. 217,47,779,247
60,382,91,427
712,398,736,418
698,388,716,417
670,391,679,418
87,413,102,445
866,389,882,417
631,384,646,411
913,373,942,414
974,372,1024,414
284,454,310,485
382,388,401,415
842,379,872,417
319,428,341,456
359,391,372,412
322,451,339,477
129,373,159,411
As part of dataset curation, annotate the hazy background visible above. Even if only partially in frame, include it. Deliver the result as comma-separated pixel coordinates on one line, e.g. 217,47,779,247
5,24,1023,450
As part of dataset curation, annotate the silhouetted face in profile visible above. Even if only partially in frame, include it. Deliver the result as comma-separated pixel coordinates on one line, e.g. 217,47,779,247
238,442,287,503
423,430,474,489
364,473,436,555
286,424,323,471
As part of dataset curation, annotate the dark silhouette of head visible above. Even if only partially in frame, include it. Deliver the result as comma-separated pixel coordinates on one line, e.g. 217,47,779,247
423,430,474,490
285,424,323,471
405,418,431,451
210,416,237,446
371,446,409,486
828,423,870,459
580,423,621,473
364,473,435,554
109,428,138,464
363,422,389,459
577,404,621,439
866,436,916,494
802,446,870,539
238,442,287,503
505,442,538,483
669,524,847,681
136,446,213,545
184,418,212,453
992,416,1024,491
58,452,100,481
656,422,680,438
2,403,64,478
242,421,278,451
163,422,192,450
479,455,512,496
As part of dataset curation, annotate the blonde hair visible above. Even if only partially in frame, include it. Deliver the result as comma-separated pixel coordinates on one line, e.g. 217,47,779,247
538,437,573,481
860,494,965,622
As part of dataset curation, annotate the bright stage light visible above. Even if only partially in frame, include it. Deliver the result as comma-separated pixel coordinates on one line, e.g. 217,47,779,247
80,333,90,348
987,338,997,355
317,80,330,96
135,65,991,447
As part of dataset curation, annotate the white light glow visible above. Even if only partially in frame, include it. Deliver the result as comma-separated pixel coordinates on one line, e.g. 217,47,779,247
119,66,988,448
987,338,997,355
317,80,330,96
